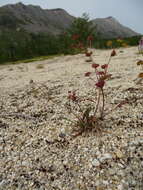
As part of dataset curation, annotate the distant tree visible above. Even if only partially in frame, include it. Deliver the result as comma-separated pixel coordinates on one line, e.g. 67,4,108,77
67,13,96,47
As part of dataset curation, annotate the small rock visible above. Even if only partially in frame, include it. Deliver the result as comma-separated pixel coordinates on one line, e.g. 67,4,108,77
103,180,109,185
92,159,100,167
109,169,116,175
100,153,112,162
59,132,66,138
118,184,123,190
96,150,101,157
118,163,124,168
0,180,8,187
116,150,124,158
117,170,125,177
22,161,29,167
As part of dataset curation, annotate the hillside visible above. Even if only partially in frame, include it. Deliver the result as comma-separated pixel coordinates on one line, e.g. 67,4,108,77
0,2,140,38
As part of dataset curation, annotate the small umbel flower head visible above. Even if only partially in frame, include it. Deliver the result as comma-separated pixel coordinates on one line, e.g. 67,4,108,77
111,49,117,56
85,51,93,57
101,64,108,69
87,35,94,41
95,80,105,88
92,63,99,69
85,72,92,77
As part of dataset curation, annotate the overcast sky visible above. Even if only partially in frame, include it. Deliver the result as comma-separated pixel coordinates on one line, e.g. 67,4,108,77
0,0,142,34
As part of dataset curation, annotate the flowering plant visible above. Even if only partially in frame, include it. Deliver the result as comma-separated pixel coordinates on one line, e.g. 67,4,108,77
136,60,143,84
138,37,143,54
66,49,127,136
87,35,94,48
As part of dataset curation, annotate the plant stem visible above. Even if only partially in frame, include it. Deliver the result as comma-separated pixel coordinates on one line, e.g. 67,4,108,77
100,88,105,119
105,56,112,74
94,89,100,116
77,100,84,114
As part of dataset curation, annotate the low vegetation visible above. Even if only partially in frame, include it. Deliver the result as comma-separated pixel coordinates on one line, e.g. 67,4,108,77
0,13,141,64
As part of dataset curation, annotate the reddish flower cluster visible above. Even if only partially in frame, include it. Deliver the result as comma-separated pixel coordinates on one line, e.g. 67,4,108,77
95,80,105,88
72,34,80,41
92,63,99,69
85,51,93,57
84,51,115,89
86,63,107,88
101,64,108,69
111,49,116,56
85,72,92,77
87,35,94,41
97,71,105,76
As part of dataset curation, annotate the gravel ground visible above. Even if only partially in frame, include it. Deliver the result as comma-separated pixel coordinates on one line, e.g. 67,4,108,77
0,47,143,190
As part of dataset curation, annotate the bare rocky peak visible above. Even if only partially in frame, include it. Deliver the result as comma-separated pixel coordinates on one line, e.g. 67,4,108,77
92,16,139,39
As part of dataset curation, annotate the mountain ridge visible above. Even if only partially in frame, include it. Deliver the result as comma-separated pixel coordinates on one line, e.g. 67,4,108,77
0,2,140,38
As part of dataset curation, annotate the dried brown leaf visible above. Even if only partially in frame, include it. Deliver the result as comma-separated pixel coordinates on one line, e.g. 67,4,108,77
138,72,143,78
136,60,143,65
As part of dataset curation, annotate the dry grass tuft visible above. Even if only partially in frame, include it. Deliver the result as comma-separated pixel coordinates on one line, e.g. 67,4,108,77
36,64,44,69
